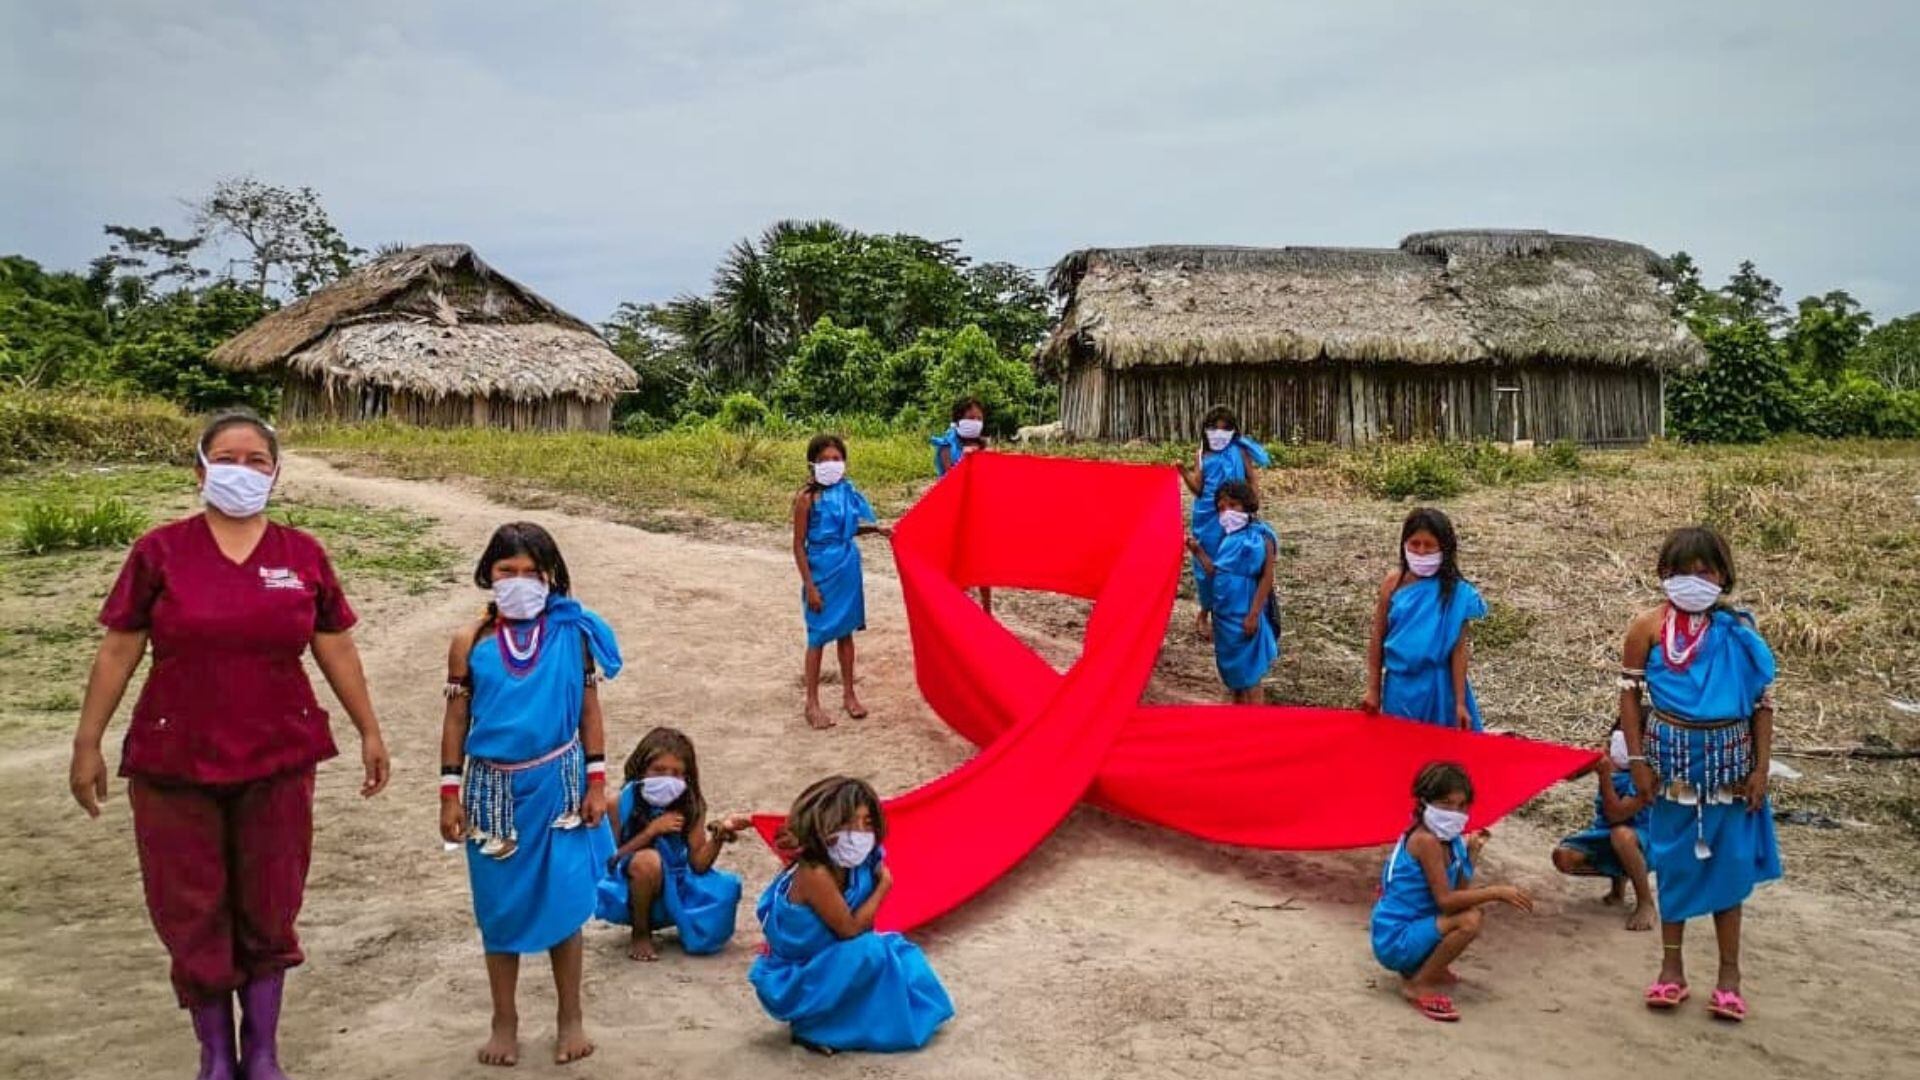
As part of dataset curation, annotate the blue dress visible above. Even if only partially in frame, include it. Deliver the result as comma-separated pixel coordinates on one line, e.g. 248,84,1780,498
749,855,954,1052
1209,521,1281,691
1382,576,1488,730
1644,609,1781,923
930,428,977,477
1189,436,1271,612
1555,770,1651,879
1371,832,1472,976
592,783,743,954
463,597,621,954
803,482,877,648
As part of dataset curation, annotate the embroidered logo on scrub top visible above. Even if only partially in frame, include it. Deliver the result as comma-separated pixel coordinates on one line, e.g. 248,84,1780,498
259,567,306,591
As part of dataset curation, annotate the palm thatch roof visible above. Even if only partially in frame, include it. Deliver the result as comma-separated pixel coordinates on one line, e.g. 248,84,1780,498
1041,230,1701,371
210,245,636,402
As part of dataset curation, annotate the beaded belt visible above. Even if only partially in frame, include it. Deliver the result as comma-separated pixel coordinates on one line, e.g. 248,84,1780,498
462,737,586,860
1647,709,1753,861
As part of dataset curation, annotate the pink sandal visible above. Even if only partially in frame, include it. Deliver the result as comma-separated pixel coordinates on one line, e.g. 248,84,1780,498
1708,988,1747,1022
1411,994,1460,1022
1644,982,1690,1010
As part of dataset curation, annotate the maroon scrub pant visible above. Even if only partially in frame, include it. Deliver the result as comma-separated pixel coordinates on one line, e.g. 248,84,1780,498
129,768,315,1007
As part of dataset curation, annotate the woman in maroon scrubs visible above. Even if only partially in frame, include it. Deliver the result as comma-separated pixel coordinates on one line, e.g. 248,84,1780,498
68,411,390,1080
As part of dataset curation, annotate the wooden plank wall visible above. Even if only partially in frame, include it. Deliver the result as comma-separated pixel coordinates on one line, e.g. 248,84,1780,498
282,377,614,432
1059,362,1661,446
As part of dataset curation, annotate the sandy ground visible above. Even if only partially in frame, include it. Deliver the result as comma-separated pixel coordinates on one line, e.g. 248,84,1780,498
4,452,1915,1080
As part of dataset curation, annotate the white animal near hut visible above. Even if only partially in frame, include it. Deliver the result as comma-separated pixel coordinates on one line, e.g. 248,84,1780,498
1014,421,1066,445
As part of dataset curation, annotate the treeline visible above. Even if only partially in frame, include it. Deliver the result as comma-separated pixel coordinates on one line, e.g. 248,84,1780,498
1666,254,1920,441
600,220,1051,436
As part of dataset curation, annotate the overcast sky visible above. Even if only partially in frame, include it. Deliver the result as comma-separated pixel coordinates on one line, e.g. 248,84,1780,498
4,1,1916,322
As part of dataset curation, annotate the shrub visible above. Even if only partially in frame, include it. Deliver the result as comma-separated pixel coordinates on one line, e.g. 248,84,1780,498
1795,372,1920,438
14,496,148,555
1541,440,1583,471
1668,321,1797,442
770,318,890,418
0,387,194,464
1346,443,1466,500
917,324,1039,435
715,391,772,431
616,412,667,438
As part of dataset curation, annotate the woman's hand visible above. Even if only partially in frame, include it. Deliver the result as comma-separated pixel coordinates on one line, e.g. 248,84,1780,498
805,584,825,613
440,799,467,844
360,730,391,798
1743,768,1769,812
581,784,608,827
1492,885,1534,913
69,742,109,817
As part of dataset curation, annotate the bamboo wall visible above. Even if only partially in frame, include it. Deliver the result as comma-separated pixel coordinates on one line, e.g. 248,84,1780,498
1061,361,1662,446
282,376,614,432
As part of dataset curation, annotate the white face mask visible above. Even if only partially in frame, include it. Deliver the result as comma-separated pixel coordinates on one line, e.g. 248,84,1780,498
812,459,847,486
1405,548,1444,578
827,829,876,869
1662,574,1722,614
1422,803,1470,843
1219,509,1250,534
640,775,688,808
492,576,550,621
955,418,984,440
1608,729,1631,771
198,451,275,519
1205,429,1235,453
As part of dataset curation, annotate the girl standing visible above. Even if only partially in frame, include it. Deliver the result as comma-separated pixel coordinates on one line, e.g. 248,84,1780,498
1177,406,1271,640
1363,508,1489,730
71,411,389,1080
1621,527,1779,1022
439,523,620,1067
1184,479,1279,703
594,727,752,960
749,777,953,1054
793,435,892,729
1370,763,1533,1022
930,397,993,614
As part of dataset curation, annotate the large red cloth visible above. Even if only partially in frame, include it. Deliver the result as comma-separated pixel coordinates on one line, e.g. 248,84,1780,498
756,453,1595,932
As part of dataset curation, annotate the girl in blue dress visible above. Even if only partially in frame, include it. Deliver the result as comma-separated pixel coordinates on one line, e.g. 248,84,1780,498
1363,507,1489,730
1176,406,1271,641
930,397,992,614
594,727,753,960
1551,725,1656,931
439,523,621,1067
1184,479,1279,703
749,777,953,1054
1370,763,1533,1023
1620,527,1780,1022
791,435,892,729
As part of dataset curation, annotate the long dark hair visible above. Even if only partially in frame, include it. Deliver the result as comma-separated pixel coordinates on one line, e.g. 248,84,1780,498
1409,761,1474,833
1657,526,1736,594
473,522,571,626
1398,507,1462,606
776,776,886,868
620,726,705,841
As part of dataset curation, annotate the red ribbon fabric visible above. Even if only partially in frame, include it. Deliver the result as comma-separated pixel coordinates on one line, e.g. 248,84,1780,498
755,453,1596,932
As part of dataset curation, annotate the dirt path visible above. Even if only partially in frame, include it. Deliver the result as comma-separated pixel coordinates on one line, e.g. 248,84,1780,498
4,452,1913,1080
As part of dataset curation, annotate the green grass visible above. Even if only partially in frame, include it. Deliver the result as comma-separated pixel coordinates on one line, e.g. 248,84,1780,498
12,496,149,555
0,387,195,466
273,500,461,595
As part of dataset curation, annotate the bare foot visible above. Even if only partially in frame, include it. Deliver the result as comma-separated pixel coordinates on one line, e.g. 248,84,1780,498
805,704,836,730
554,1016,595,1065
628,932,659,962
1440,967,1461,985
843,693,868,720
1602,879,1627,906
1626,902,1657,932
1195,611,1213,643
478,1016,519,1067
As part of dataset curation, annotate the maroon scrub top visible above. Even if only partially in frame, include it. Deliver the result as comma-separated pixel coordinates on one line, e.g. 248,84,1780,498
99,514,358,785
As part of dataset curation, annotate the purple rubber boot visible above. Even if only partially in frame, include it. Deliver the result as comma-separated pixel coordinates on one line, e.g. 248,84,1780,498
237,972,292,1080
188,995,238,1080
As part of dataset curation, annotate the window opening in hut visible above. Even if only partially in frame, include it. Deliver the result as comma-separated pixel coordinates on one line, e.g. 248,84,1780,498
1495,385,1522,445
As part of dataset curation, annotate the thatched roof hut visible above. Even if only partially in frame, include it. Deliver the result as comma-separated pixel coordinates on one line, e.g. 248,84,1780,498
212,245,636,431
1041,230,1700,446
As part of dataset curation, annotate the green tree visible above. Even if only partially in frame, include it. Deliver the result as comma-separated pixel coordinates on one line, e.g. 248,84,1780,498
1784,290,1872,383
109,284,277,412
770,318,891,417
706,240,787,386
1852,313,1920,391
920,324,1039,435
601,301,697,420
1722,260,1787,330
1667,321,1795,442
192,177,363,299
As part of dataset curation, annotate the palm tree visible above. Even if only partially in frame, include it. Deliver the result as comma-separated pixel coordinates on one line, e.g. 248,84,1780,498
707,239,785,386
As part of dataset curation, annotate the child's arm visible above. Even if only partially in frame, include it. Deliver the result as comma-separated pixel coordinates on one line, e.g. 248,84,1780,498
793,492,823,613
1449,625,1474,729
610,811,681,861
438,629,477,844
1619,612,1658,797
937,444,957,474
1361,572,1395,712
1409,832,1532,915
1177,450,1204,495
577,667,608,828
1185,534,1216,575
1597,768,1650,823
1745,698,1774,812
788,863,894,939
1242,533,1277,636
687,814,755,872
